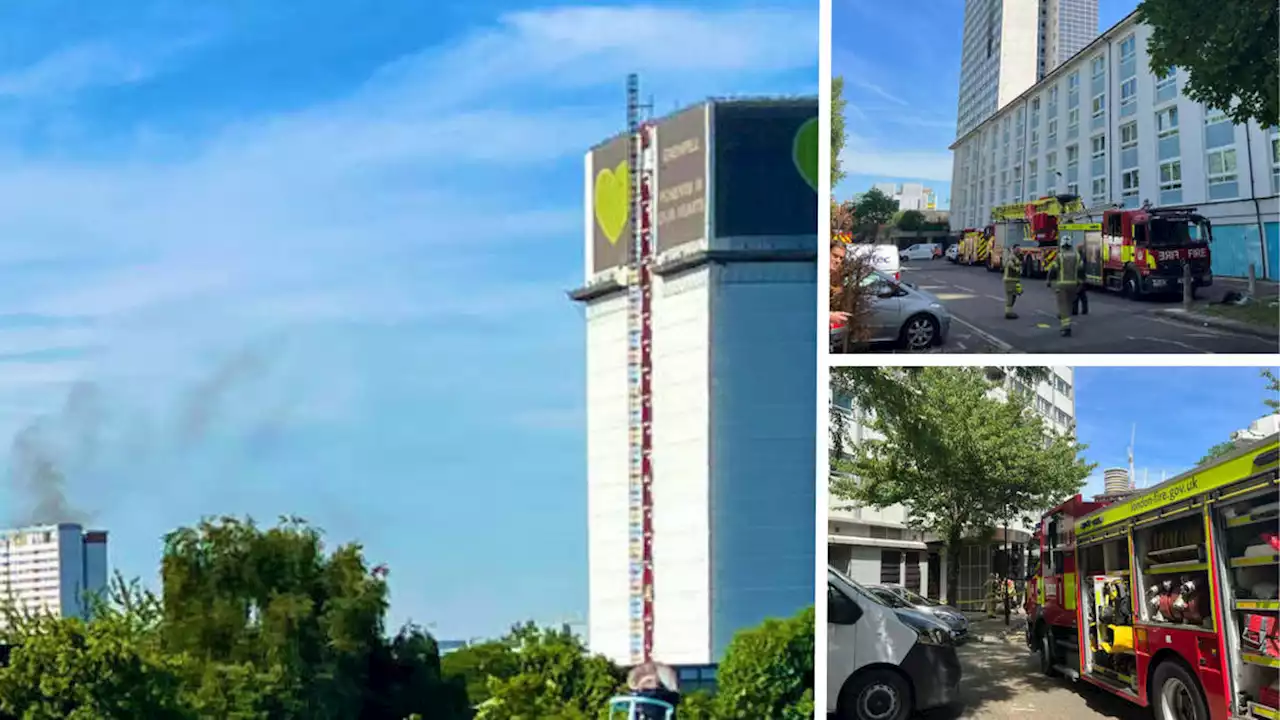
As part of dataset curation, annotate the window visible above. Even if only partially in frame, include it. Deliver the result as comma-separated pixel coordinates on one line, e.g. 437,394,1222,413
1205,107,1229,125
1091,94,1106,118
1067,182,1079,195
1028,159,1038,193
880,550,902,584
1272,134,1279,189
1091,177,1107,202
1121,169,1140,199
1159,159,1182,191
1091,55,1105,79
1120,122,1139,148
1030,128,1040,154
1155,68,1176,96
1048,118,1058,143
1207,147,1238,184
1067,145,1079,165
1031,97,1041,113
1049,86,1059,105
1046,152,1057,173
1091,135,1106,158
1120,78,1137,110
1120,34,1136,62
1068,107,1079,128
1156,106,1179,137
1068,71,1079,91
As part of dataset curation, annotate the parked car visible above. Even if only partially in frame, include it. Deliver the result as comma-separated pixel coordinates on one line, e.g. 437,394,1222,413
847,243,902,282
828,567,961,720
829,269,951,352
870,584,970,644
945,244,959,262
899,243,939,262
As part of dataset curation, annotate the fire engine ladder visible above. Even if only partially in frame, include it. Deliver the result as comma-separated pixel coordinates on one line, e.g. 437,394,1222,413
625,73,656,666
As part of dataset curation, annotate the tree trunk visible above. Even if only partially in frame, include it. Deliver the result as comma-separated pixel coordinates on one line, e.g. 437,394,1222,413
945,530,963,608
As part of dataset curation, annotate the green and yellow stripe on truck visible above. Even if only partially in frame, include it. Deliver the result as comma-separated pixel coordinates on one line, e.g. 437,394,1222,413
1077,437,1280,538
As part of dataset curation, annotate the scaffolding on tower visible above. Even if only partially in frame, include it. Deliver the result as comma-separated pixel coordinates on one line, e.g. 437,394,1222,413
625,73,655,665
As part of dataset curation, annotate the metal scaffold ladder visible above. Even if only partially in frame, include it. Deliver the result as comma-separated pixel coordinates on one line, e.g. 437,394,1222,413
625,73,655,666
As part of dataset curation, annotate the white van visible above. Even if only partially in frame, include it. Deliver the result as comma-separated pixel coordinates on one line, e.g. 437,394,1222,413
827,566,962,720
899,243,940,262
846,244,902,282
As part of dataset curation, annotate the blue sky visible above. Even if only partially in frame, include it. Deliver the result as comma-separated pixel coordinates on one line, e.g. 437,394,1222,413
832,0,1139,207
1074,367,1279,497
0,1,816,640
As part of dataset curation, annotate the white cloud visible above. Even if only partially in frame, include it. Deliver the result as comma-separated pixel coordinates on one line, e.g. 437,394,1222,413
839,131,954,182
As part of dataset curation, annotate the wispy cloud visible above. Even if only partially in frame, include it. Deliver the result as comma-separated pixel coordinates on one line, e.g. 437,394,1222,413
0,35,207,101
840,131,954,182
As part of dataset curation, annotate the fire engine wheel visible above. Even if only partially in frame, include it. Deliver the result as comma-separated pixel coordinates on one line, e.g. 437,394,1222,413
1038,631,1058,677
1151,660,1210,720
1122,272,1140,299
841,668,911,720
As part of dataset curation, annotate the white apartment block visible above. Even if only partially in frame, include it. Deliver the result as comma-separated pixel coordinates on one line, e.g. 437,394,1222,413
956,0,1097,139
0,524,108,624
870,183,935,211
829,367,1075,602
949,10,1280,280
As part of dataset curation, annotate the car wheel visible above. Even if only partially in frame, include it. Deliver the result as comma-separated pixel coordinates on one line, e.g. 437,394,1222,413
840,668,912,720
1151,660,1210,720
900,314,938,351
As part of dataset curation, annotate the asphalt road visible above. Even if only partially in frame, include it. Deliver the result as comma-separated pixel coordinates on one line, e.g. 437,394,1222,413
897,258,1278,354
919,627,1146,720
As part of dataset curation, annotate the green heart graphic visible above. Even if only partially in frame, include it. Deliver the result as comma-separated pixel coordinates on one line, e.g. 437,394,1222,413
793,117,819,192
594,161,630,245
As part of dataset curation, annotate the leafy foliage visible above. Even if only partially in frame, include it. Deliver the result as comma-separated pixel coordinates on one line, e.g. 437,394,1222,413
1198,368,1280,464
831,76,847,187
894,210,925,232
853,188,897,227
0,519,815,719
1138,0,1278,127
712,607,814,720
830,368,1093,603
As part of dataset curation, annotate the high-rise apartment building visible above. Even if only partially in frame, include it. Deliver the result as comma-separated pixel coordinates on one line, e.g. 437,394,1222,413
949,10,1280,280
0,524,108,624
956,0,1098,139
829,367,1075,607
575,97,817,667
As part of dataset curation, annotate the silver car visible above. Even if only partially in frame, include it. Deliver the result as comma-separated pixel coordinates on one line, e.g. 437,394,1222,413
872,584,970,644
830,269,951,352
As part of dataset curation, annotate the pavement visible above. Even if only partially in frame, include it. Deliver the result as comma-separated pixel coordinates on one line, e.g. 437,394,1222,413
917,613,1146,720
893,258,1279,354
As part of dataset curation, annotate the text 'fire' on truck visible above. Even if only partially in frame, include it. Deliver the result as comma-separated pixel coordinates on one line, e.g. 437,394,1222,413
1025,434,1279,720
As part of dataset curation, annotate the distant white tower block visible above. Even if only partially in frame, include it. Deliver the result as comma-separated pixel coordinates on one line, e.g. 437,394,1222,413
573,97,818,666
0,524,108,625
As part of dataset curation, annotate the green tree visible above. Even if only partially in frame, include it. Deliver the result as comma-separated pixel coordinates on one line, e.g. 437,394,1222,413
1139,0,1278,127
831,76,847,187
476,624,623,720
0,577,195,720
830,368,1093,605
713,606,814,720
853,188,898,228
442,640,521,708
895,209,926,232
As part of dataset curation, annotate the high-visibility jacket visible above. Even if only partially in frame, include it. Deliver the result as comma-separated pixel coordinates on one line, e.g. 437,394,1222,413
1003,250,1021,280
1053,248,1082,288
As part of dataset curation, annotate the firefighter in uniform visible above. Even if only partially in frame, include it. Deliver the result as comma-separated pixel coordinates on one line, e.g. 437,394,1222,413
1048,239,1084,336
984,573,1000,618
1002,246,1021,319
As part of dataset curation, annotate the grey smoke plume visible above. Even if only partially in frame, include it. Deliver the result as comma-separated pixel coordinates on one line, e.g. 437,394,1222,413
7,338,282,527
8,381,103,527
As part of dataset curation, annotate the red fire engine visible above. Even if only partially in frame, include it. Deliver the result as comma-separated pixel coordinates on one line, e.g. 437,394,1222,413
1027,435,1279,720
1058,201,1215,299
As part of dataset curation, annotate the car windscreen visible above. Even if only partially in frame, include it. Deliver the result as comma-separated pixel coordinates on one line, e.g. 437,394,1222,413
868,587,911,608
898,587,940,606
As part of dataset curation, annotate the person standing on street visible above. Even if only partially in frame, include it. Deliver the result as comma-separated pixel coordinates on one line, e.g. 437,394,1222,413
830,240,850,328
985,573,999,618
1002,246,1021,319
1048,239,1084,336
